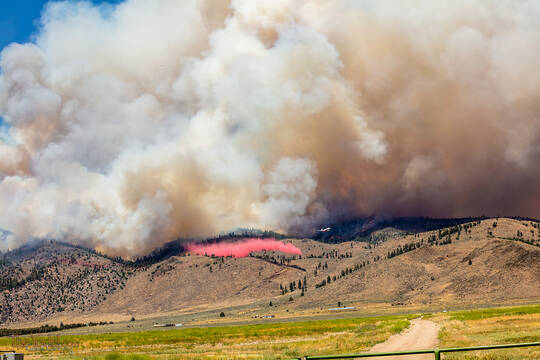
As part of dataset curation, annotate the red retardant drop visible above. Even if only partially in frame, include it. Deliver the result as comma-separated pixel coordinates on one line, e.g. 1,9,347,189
186,238,302,258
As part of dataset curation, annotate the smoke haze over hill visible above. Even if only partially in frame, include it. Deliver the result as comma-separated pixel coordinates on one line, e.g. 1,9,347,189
1,0,540,255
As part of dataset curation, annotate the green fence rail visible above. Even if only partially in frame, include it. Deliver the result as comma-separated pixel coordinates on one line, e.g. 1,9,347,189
295,341,540,359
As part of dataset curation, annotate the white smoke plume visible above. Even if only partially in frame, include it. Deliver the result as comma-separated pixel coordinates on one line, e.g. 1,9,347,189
1,0,540,255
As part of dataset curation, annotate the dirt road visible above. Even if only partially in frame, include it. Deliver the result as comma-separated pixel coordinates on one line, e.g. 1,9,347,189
369,318,440,359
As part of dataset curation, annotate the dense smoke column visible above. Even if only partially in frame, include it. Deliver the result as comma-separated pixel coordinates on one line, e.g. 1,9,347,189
1,0,540,255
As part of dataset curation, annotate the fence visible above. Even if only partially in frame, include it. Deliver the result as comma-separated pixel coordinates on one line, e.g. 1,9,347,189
295,341,540,359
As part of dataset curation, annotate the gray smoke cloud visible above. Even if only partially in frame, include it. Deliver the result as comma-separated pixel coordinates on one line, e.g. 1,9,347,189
0,0,539,256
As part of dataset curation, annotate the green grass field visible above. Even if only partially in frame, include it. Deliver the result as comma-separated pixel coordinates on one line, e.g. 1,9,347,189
0,314,412,359
1,304,539,359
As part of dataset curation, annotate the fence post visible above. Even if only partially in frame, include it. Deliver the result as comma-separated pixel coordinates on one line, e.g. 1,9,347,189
434,350,440,360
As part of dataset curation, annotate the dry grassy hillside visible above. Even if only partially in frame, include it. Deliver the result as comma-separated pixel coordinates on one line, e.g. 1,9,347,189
0,218,538,326
282,218,539,307
95,253,304,316
0,241,133,324
87,218,539,321
288,238,539,308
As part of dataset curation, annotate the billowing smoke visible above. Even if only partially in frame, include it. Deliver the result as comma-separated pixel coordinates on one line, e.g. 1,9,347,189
1,0,540,256
186,238,302,258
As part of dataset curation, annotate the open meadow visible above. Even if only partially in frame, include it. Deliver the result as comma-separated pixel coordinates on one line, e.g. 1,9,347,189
1,304,539,360
1,315,413,359
435,305,540,360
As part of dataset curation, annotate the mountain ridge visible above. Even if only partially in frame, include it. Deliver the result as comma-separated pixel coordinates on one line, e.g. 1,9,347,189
0,217,538,326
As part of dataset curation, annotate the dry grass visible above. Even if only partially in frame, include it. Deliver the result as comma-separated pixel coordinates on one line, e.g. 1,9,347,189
435,305,540,359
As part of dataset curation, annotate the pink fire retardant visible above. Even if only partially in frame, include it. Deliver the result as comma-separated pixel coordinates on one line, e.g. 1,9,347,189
186,238,302,258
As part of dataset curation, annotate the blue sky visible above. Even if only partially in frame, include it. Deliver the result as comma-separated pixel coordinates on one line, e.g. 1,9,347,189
0,1,124,51
0,1,124,127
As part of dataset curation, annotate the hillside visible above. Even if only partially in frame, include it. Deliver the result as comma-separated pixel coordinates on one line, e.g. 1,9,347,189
0,241,133,323
0,218,539,326
311,216,487,243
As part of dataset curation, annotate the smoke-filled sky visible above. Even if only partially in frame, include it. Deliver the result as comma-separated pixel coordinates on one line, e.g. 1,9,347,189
1,0,540,256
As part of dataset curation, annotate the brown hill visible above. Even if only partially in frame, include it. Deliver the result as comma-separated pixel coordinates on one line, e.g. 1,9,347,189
0,218,538,326
0,241,132,323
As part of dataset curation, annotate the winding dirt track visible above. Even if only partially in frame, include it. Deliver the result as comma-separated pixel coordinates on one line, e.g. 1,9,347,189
369,318,441,359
